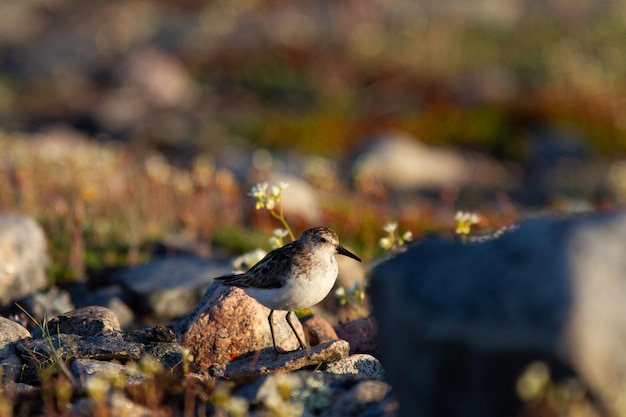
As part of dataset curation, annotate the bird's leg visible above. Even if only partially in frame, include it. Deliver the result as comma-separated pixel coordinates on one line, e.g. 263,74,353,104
268,310,279,354
286,310,308,350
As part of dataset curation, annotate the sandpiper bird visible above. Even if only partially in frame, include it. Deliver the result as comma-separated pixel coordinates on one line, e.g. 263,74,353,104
216,227,361,353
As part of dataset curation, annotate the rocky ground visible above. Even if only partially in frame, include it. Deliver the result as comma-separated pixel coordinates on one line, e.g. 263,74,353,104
0,216,390,416
4,209,626,416
0,213,391,416
0,304,392,417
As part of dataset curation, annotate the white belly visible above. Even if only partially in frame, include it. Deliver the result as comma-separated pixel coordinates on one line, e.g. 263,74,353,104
244,262,338,311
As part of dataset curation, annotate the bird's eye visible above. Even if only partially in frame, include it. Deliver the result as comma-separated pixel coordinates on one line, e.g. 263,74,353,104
320,237,327,242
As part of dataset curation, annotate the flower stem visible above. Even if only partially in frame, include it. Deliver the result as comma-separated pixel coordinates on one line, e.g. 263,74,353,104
269,210,295,242
277,196,295,241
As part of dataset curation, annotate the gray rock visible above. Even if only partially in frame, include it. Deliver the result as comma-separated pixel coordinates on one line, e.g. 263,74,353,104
0,214,49,307
17,326,195,385
0,316,31,344
225,339,350,381
321,354,385,381
17,332,143,364
237,371,344,416
0,316,31,383
234,372,316,416
277,372,335,415
370,212,626,417
39,306,121,337
320,379,394,417
237,368,394,417
17,286,75,322
124,325,177,344
3,382,38,396
351,131,512,191
104,298,135,330
140,342,189,374
113,257,232,320
74,285,135,330
68,393,153,417
15,331,143,384
71,359,148,387
125,325,190,374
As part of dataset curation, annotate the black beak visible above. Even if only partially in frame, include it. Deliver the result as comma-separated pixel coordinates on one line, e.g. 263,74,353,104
337,245,362,262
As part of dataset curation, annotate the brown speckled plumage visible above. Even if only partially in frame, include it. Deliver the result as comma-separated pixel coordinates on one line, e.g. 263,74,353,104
216,243,302,289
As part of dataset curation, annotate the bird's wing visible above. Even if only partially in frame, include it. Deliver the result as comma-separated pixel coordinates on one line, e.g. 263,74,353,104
215,272,263,288
215,244,294,289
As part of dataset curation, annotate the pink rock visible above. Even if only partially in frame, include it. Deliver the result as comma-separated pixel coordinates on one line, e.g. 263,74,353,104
225,340,350,381
176,283,305,367
300,314,338,346
334,317,378,355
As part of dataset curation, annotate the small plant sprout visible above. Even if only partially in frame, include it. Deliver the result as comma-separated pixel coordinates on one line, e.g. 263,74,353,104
54,375,74,412
335,286,346,303
85,376,111,406
269,228,289,249
180,348,194,375
211,382,249,417
139,354,163,376
335,281,366,311
15,303,76,386
249,181,295,241
455,211,481,240
263,374,305,417
233,248,267,270
379,222,413,251
516,361,589,413
0,388,11,417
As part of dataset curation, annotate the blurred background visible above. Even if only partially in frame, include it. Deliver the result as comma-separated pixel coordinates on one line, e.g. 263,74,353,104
0,0,624,282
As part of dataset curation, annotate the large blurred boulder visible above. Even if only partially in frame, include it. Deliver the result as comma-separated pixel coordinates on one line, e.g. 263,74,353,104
514,127,608,206
351,131,513,191
0,214,48,308
371,212,626,417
